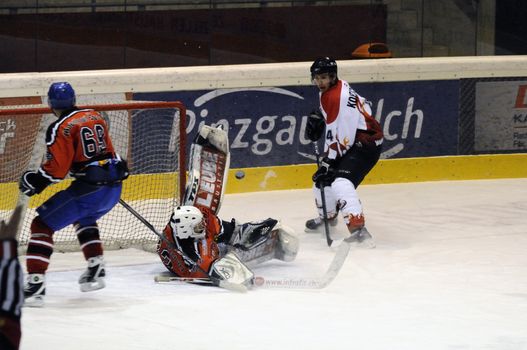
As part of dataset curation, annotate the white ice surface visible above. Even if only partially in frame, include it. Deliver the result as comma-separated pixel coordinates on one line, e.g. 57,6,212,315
20,179,527,350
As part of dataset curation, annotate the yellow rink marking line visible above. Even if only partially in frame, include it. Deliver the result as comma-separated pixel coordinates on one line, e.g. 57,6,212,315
226,154,527,193
1,154,526,209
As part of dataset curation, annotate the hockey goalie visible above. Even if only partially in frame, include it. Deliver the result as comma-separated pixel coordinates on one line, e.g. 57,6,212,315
156,125,299,288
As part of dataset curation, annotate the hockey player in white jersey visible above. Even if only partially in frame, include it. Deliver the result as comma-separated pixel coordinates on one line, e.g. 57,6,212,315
304,57,383,247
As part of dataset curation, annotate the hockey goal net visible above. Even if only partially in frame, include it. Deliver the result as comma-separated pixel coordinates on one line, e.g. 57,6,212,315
0,101,186,253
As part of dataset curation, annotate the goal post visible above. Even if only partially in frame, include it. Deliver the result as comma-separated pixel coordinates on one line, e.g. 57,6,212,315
0,101,187,253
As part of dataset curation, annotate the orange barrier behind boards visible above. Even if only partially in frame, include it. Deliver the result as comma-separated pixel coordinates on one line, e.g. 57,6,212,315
352,43,392,59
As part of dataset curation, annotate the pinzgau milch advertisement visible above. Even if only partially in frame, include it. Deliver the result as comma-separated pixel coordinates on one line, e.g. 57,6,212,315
134,80,459,170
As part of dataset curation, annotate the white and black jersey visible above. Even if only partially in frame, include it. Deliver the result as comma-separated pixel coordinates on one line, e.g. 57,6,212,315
319,79,383,160
0,239,23,350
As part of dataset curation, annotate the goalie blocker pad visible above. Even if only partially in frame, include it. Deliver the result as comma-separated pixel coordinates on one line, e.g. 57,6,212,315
209,252,254,288
183,125,230,214
230,221,300,268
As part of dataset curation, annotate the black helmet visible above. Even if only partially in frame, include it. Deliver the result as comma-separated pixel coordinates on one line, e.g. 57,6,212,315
310,57,338,79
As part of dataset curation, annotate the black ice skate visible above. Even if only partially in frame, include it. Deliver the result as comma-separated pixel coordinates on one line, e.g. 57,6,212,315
304,216,338,233
24,273,46,308
79,255,106,292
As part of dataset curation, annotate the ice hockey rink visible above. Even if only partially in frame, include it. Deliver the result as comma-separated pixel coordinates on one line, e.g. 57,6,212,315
19,178,527,350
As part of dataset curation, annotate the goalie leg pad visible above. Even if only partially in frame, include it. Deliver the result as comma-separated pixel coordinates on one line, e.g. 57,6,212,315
209,252,254,288
228,220,298,267
228,218,279,267
183,124,230,215
231,218,278,251
274,224,299,262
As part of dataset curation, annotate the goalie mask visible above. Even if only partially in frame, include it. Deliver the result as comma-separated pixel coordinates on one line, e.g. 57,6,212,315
169,206,206,240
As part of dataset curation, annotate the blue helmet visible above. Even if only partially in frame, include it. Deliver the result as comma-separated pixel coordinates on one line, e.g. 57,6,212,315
47,82,76,110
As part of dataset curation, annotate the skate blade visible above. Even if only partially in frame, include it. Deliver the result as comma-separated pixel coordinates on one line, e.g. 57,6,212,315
305,226,339,236
358,238,376,249
304,219,338,234
80,278,106,292
348,236,376,249
24,295,44,308
304,227,322,234
348,227,376,249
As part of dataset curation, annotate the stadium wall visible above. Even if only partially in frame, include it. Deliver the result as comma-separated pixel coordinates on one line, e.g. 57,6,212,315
1,56,527,194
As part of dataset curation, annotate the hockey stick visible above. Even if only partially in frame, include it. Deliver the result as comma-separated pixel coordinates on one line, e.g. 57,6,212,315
313,142,333,247
254,236,352,289
155,236,353,289
118,198,247,292
154,274,213,285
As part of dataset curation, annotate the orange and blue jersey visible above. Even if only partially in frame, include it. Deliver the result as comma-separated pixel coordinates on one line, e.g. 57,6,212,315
157,206,223,278
39,108,116,183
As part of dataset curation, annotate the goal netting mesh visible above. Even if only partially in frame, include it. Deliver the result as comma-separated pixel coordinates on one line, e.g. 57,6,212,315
0,101,186,253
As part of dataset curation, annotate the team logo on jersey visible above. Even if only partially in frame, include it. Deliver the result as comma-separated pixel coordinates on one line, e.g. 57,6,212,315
337,199,347,211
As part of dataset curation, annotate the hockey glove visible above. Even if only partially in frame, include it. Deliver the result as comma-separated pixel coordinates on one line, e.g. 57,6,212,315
312,157,336,185
305,109,325,142
19,170,52,197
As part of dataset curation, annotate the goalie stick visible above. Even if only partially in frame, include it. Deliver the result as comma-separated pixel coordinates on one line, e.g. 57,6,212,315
154,274,213,285
155,236,352,290
118,198,247,293
313,142,333,247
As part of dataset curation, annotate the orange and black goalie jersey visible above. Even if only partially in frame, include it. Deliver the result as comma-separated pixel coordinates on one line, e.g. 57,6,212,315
40,108,117,182
157,206,225,278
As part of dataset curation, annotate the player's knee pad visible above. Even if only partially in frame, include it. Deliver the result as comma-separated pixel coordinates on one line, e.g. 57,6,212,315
76,224,100,242
331,177,362,215
274,223,299,262
312,183,338,219
75,224,103,258
30,216,54,237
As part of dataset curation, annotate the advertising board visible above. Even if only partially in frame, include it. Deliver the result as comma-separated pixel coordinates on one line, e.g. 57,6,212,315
475,80,527,152
134,80,459,169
